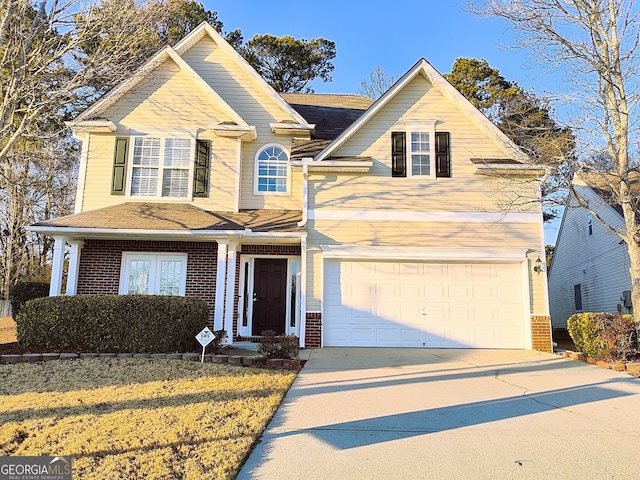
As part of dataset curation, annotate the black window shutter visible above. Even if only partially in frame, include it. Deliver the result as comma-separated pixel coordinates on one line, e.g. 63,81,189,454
391,132,406,177
193,140,211,197
111,137,129,195
435,132,451,178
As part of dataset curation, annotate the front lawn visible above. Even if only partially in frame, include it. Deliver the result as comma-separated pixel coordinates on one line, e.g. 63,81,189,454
0,359,296,479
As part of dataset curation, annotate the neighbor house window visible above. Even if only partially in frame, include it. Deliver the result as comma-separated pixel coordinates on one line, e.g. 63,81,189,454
119,253,187,296
574,284,583,311
588,214,593,236
391,122,449,178
255,144,289,194
110,136,211,198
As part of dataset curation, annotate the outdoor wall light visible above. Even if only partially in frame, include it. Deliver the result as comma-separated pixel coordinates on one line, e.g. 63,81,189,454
533,257,543,275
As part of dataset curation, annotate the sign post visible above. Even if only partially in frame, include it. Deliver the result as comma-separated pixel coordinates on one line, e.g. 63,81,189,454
195,327,215,363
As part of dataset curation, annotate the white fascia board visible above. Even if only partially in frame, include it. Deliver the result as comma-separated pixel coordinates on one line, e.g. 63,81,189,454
309,210,540,223
474,163,545,176
196,22,310,125
212,124,257,140
270,122,315,135
27,225,305,241
65,120,117,133
320,245,528,262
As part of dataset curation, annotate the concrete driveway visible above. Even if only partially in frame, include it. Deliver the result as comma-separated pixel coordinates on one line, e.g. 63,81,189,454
237,348,640,479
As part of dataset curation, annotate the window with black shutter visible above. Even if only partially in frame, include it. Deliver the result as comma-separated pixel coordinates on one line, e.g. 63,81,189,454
435,132,450,178
391,132,406,177
193,140,211,197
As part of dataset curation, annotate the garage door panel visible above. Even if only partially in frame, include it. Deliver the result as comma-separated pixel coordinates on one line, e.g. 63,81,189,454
323,259,526,348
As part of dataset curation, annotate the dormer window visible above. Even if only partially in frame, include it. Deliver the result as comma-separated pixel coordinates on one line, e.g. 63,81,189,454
254,144,289,194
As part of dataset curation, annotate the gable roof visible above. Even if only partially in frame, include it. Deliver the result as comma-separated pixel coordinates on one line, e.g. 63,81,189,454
71,22,310,129
314,58,530,163
282,93,373,140
574,171,640,218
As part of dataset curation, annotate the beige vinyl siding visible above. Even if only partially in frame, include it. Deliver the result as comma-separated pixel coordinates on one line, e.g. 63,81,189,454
101,60,232,129
548,186,630,328
305,219,546,313
181,36,305,209
81,134,123,211
315,75,539,213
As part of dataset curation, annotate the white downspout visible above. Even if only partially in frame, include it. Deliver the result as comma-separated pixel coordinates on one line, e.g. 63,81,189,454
297,161,310,227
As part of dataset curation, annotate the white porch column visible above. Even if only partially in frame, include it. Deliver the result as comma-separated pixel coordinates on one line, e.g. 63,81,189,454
49,236,66,296
65,240,83,295
213,241,228,331
223,242,238,344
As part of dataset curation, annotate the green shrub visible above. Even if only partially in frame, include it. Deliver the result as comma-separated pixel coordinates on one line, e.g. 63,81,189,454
16,294,208,353
567,312,638,361
257,330,299,359
9,282,50,317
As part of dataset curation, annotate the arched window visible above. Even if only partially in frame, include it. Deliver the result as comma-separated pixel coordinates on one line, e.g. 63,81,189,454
255,144,289,194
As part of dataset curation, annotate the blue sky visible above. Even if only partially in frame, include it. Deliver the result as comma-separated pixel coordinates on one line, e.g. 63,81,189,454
206,0,562,243
209,0,550,94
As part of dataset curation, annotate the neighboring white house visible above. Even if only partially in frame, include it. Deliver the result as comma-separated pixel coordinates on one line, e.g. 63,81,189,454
548,175,632,330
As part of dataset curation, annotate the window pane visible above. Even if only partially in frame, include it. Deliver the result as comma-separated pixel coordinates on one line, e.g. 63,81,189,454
162,169,189,197
159,260,183,295
164,138,191,167
133,138,160,166
411,154,430,176
128,260,151,294
256,145,288,193
131,167,158,196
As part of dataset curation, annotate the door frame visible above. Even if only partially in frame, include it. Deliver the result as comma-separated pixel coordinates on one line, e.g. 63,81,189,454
238,255,301,339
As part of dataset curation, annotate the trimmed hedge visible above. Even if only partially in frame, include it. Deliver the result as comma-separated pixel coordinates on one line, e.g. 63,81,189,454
9,282,50,317
16,294,209,353
567,312,637,361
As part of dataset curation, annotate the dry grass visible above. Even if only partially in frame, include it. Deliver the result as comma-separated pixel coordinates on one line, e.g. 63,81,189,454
0,359,296,479
0,317,17,344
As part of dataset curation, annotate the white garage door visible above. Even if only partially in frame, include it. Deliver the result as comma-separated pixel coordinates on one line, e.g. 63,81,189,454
323,260,526,348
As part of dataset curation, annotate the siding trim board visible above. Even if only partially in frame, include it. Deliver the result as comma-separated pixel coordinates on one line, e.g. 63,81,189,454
310,210,540,223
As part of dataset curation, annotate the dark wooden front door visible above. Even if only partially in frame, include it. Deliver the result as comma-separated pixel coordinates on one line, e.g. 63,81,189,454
252,258,287,335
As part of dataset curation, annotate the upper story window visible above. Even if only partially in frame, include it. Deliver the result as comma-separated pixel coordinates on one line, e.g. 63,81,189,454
111,136,210,199
587,214,593,236
255,144,289,194
391,122,450,179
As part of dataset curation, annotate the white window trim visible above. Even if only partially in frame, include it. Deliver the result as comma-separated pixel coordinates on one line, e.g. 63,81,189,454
119,252,188,296
406,120,437,180
126,134,197,199
253,143,291,196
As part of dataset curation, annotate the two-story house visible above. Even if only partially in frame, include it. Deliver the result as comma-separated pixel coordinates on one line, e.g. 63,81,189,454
29,22,552,351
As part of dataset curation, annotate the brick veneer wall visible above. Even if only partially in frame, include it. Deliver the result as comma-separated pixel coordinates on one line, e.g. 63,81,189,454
305,312,322,348
77,239,218,323
531,315,553,353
